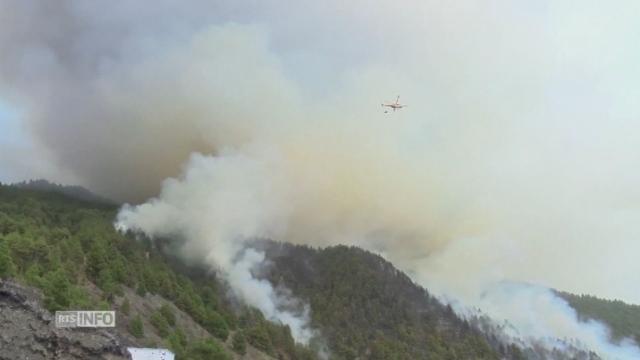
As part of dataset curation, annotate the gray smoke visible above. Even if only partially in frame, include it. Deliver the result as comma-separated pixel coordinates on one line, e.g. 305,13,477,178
2,0,640,356
115,152,317,343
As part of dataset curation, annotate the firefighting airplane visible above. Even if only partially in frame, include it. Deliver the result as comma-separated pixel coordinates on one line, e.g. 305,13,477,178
381,96,406,113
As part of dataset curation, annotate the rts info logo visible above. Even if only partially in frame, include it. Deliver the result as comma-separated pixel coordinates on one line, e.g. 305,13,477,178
55,311,116,328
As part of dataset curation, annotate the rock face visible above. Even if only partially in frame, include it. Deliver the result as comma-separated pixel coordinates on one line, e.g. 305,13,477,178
0,280,130,360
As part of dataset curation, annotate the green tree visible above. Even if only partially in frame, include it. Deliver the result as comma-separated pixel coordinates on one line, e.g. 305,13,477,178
121,297,130,315
232,331,247,355
136,282,147,297
42,269,72,311
203,310,229,340
160,304,176,326
247,325,272,353
183,339,231,360
24,263,42,286
151,311,170,338
129,315,144,338
167,328,188,356
0,239,15,278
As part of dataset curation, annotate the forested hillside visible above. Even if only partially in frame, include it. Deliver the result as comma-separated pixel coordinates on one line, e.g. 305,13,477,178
261,243,502,359
260,243,606,360
0,184,637,359
0,184,314,360
560,292,640,345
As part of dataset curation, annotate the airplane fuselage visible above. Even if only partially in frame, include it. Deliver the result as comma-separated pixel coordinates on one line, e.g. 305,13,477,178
382,103,405,111
382,96,405,112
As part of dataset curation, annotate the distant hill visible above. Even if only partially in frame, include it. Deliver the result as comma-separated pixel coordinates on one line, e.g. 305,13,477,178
10,179,117,205
560,292,640,345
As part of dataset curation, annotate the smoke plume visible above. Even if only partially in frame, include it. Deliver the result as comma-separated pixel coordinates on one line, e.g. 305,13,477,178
115,152,316,343
2,0,640,356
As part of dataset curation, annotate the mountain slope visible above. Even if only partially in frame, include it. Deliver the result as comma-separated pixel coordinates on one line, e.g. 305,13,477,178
0,184,311,359
0,184,637,359
560,292,640,345
262,243,500,359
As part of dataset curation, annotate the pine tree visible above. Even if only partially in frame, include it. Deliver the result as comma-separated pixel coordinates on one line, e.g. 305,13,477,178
160,304,176,326
151,311,170,338
0,239,15,278
232,331,247,355
129,315,144,338
121,297,130,315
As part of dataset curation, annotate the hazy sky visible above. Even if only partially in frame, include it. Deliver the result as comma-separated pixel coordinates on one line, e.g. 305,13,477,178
1,0,640,307
0,101,31,182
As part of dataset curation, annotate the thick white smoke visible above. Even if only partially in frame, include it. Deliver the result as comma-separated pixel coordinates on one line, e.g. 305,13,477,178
2,0,640,356
450,282,640,359
115,152,315,343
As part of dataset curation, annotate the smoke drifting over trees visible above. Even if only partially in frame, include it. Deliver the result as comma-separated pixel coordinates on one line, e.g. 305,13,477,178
2,0,640,357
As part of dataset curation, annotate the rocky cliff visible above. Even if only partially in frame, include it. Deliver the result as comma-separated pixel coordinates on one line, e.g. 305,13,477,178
0,280,130,360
